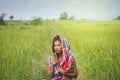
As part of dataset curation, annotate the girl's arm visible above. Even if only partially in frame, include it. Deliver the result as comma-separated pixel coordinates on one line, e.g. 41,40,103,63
64,58,78,78
48,56,58,79
48,64,54,79
58,58,78,78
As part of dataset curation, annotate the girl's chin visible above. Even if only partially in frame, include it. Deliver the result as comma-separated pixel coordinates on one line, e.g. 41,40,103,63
56,52,60,54
55,51,62,54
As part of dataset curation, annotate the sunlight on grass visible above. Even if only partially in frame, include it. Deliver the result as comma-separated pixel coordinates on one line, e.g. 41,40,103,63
0,20,120,80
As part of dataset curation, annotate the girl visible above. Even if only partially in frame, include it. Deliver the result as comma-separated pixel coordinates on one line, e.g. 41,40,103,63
48,35,78,80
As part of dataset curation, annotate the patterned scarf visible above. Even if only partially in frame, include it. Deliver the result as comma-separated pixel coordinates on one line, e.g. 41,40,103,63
49,35,75,80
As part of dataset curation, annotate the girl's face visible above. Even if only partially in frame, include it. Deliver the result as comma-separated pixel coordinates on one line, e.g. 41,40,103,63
54,40,62,54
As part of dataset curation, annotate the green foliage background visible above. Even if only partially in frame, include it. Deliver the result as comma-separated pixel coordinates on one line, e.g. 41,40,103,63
0,20,120,80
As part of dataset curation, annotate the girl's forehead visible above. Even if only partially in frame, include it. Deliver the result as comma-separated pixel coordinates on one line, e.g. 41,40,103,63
54,41,61,44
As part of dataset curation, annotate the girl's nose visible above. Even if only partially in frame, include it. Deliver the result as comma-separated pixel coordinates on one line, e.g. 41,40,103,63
55,46,58,49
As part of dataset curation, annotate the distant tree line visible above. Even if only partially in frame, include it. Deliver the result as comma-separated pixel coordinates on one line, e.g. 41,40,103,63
59,12,74,20
114,16,120,20
30,17,43,25
10,15,14,20
0,13,6,25
1,12,120,26
0,13,15,25
0,12,75,25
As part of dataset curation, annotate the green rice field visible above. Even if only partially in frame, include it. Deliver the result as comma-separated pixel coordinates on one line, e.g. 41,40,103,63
0,20,120,80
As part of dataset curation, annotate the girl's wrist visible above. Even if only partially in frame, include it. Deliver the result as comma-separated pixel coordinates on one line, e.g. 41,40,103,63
49,70,53,74
63,72,65,75
52,63,56,67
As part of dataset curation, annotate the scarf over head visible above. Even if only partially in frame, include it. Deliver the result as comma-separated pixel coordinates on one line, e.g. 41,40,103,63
49,35,75,80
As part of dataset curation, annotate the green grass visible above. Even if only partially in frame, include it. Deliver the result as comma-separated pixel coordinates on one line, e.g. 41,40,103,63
0,20,120,80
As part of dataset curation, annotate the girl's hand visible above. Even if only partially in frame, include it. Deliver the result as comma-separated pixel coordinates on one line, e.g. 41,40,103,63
51,57,59,66
58,66,65,75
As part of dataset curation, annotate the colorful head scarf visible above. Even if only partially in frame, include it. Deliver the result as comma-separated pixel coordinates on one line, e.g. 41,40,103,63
49,35,75,80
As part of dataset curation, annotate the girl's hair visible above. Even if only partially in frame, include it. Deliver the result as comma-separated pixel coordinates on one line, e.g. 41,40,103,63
52,35,61,53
